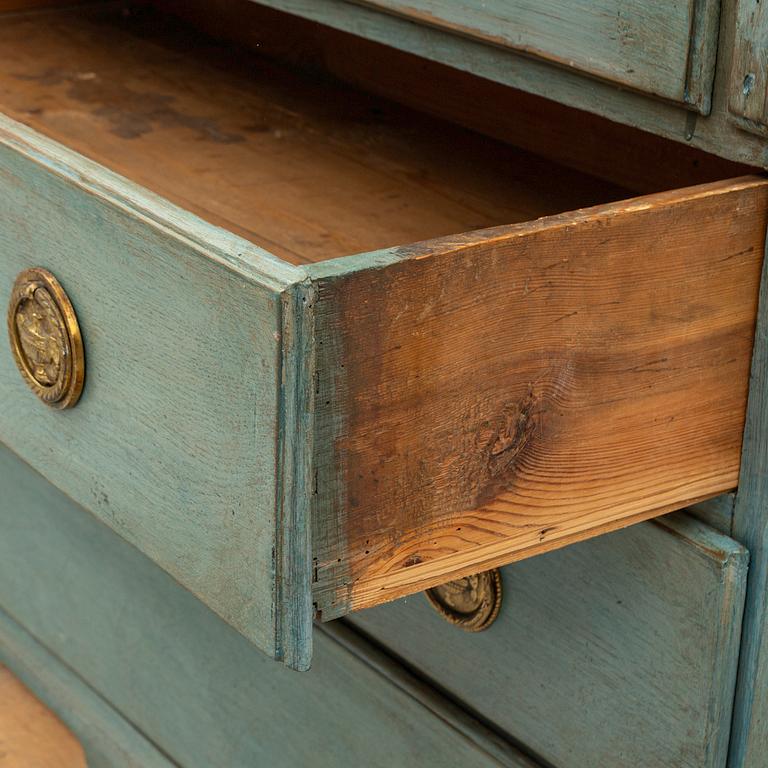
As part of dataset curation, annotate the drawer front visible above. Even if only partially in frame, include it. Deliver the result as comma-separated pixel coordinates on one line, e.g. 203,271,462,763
0,444,535,768
348,0,719,111
0,117,312,668
350,514,748,768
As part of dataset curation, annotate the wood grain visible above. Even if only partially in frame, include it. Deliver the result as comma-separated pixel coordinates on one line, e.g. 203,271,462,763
0,5,627,265
350,513,748,768
152,0,753,195
350,0,719,111
310,177,768,618
0,665,87,768
0,115,310,668
0,444,536,768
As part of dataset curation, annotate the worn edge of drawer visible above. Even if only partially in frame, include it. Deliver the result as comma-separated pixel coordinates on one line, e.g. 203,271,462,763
0,440,540,768
0,114,316,669
0,604,176,768
307,176,768,620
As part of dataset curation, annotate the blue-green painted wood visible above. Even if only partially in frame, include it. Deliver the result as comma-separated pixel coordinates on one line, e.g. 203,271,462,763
351,514,748,768
249,0,768,167
353,0,719,111
0,444,538,768
0,115,313,669
688,493,736,534
0,607,175,768
728,235,768,768
727,0,768,135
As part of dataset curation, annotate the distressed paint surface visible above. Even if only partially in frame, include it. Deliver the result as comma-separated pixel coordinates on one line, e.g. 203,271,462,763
0,116,311,668
352,0,719,110
728,0,768,134
351,514,748,768
253,0,768,166
0,444,534,768
310,178,767,618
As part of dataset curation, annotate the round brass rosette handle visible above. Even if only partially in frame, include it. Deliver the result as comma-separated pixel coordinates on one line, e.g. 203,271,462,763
425,568,503,631
7,268,84,409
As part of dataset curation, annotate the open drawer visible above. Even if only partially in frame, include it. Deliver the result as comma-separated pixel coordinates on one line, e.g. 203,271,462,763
0,2,765,670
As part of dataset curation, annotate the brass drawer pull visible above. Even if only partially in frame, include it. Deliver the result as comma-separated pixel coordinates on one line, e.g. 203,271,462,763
425,568,502,631
7,268,84,409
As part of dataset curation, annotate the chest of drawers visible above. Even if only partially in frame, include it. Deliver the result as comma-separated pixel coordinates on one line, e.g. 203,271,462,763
3,1,768,766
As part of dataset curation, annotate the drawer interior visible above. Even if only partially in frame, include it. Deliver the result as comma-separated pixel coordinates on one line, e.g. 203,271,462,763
0,1,746,267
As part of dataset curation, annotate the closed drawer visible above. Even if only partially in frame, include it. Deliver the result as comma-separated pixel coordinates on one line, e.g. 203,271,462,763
0,3,764,669
0,443,536,768
347,0,719,112
350,514,749,768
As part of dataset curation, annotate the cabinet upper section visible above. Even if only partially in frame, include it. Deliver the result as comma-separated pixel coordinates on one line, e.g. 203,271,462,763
236,0,768,167
352,0,721,113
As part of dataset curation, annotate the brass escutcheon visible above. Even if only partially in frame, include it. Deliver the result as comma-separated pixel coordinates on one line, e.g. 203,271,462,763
7,268,84,409
425,568,502,631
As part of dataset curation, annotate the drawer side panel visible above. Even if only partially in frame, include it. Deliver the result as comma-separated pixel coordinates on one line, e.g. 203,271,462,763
311,177,768,617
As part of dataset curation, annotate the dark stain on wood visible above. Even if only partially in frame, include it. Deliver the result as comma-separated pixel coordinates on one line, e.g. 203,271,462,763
13,68,244,143
474,388,541,508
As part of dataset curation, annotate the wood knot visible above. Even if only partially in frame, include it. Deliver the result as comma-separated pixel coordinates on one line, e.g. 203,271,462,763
473,389,541,505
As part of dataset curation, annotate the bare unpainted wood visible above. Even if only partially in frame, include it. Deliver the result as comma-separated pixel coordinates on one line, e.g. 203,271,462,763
0,5,627,266
151,0,754,195
0,665,87,768
311,177,768,618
